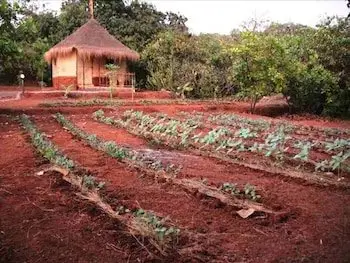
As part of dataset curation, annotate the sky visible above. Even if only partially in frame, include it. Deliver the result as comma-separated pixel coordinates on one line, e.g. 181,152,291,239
42,0,349,34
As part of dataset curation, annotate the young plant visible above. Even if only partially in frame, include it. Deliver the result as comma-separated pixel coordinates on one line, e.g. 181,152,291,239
105,64,120,99
133,208,180,250
244,184,261,202
82,175,105,190
293,141,312,162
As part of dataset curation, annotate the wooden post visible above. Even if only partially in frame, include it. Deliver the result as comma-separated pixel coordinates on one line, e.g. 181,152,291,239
98,58,101,86
83,58,85,89
131,73,135,102
91,56,94,88
76,50,78,89
89,0,94,19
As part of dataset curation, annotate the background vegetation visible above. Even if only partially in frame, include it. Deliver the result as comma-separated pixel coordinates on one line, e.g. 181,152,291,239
0,0,349,117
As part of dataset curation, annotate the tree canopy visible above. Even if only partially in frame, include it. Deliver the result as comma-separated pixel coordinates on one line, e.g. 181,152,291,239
0,0,349,117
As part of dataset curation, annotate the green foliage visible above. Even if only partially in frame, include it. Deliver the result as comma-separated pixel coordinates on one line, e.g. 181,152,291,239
281,38,338,115
56,112,181,175
325,139,350,152
142,30,231,98
0,0,188,86
312,17,350,117
228,32,287,113
220,182,261,202
244,184,261,202
262,126,290,160
105,64,120,99
220,182,241,195
235,128,257,139
316,150,350,175
293,141,312,161
82,175,105,190
2,0,349,118
177,82,193,99
19,114,75,169
134,208,180,246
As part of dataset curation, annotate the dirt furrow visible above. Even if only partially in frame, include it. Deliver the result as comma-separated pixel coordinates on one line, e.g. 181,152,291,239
65,113,350,262
0,115,149,263
34,115,259,261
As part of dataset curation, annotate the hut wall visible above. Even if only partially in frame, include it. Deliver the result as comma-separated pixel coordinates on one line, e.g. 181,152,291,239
52,53,77,89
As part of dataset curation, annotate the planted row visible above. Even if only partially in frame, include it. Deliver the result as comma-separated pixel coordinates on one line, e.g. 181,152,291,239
19,114,181,254
130,111,350,175
39,98,237,108
62,112,277,216
180,111,350,155
93,110,350,187
55,112,181,175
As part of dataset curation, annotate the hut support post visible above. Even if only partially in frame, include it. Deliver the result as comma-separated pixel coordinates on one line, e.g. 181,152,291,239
131,74,135,102
83,58,85,89
91,57,94,88
76,51,78,89
98,58,101,87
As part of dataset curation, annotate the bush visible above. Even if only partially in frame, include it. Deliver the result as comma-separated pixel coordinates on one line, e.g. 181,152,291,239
283,63,338,115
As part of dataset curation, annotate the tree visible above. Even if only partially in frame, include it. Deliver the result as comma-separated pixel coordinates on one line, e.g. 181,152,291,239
142,31,231,98
58,0,89,40
228,32,287,113
0,0,22,83
264,22,312,36
315,17,350,116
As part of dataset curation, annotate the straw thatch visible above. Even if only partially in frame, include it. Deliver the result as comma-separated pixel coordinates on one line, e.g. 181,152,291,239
44,18,140,62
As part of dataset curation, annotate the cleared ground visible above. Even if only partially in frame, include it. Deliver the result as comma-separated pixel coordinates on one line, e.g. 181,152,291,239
1,96,350,262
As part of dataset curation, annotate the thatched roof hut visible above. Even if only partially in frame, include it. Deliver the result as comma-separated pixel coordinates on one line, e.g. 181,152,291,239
45,18,139,62
45,18,139,89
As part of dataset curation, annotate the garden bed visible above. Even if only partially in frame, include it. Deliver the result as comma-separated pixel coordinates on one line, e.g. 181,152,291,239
1,100,350,262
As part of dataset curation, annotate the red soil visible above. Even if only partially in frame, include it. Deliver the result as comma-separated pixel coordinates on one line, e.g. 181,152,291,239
52,76,77,89
1,94,349,130
0,115,150,263
1,96,350,262
57,113,350,261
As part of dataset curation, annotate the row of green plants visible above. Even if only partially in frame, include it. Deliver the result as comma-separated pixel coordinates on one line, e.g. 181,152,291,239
39,98,237,108
19,114,180,253
19,114,75,169
94,111,270,205
40,99,127,108
21,113,276,223
181,111,350,138
180,111,350,157
54,113,181,175
95,110,350,176
94,109,197,148
57,111,274,221
92,110,273,209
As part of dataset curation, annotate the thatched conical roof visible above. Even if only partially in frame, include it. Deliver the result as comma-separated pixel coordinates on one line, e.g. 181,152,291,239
44,18,139,62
